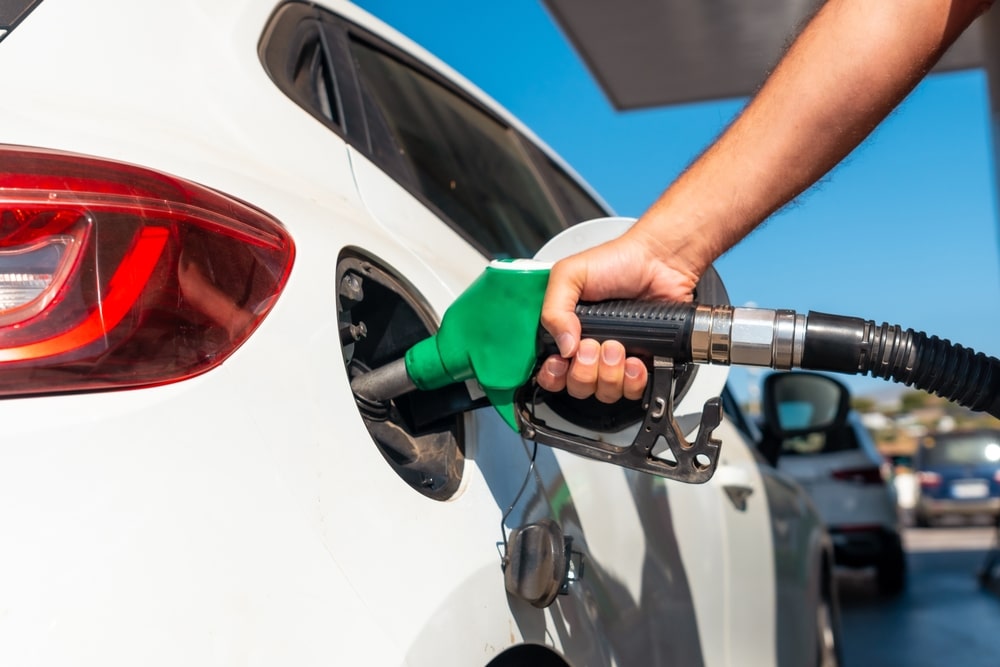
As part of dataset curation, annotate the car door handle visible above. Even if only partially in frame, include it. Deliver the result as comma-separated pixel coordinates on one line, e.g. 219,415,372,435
713,464,755,511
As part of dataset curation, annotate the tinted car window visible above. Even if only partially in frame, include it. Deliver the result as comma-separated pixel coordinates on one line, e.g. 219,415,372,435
0,0,42,42
259,4,342,131
542,158,606,224
292,36,337,124
349,38,570,258
521,142,607,225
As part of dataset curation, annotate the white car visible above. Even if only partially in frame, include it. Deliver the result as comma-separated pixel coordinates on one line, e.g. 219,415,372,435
0,1,838,665
757,371,906,596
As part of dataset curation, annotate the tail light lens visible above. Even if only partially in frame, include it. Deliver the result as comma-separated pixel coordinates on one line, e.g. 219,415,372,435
831,465,885,485
918,471,942,488
0,145,294,397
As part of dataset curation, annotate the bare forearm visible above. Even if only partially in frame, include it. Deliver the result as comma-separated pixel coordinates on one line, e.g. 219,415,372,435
635,0,991,275
538,0,992,402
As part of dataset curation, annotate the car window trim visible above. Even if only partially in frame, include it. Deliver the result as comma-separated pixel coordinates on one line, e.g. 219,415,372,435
259,3,347,139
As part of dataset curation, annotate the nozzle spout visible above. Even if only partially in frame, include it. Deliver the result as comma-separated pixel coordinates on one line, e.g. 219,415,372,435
350,357,416,404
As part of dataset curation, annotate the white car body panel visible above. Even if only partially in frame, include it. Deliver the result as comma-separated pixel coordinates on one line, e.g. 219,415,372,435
0,0,831,664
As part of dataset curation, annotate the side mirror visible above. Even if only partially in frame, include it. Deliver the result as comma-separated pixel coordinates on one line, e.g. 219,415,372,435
757,372,851,466
761,371,850,437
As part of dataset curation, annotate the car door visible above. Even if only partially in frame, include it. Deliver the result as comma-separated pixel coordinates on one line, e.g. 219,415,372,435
261,4,777,665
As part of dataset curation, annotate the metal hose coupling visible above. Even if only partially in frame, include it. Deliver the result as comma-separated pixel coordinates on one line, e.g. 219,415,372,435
689,305,806,370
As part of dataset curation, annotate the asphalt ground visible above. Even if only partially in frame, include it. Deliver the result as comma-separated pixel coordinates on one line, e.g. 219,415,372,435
837,523,1000,667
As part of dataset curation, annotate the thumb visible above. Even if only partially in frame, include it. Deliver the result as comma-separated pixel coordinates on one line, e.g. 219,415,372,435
540,267,583,358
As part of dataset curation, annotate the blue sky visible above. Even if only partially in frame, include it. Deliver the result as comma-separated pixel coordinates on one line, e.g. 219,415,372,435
356,0,1000,404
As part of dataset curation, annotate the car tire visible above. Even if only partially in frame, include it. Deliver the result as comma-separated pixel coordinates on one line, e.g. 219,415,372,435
875,540,907,597
816,563,843,667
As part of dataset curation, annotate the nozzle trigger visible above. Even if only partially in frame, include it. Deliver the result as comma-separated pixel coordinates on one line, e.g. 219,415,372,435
515,356,722,483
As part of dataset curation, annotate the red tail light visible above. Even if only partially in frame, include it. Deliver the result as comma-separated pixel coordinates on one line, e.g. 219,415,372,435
918,471,942,488
0,145,294,396
831,465,885,485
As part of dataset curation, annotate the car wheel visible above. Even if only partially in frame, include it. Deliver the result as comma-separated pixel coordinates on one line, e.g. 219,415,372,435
816,564,843,667
875,540,907,597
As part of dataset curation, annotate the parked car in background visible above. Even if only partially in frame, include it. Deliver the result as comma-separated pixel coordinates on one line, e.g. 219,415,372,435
0,1,840,664
758,372,907,596
914,428,1000,527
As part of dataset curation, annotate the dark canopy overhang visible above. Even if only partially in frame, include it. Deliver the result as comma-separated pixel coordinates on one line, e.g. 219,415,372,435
542,0,987,110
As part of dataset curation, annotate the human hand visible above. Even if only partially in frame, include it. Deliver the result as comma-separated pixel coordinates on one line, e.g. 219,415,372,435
536,226,704,403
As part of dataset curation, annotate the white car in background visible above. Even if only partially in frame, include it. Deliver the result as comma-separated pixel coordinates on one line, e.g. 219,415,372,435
757,372,906,596
0,1,839,665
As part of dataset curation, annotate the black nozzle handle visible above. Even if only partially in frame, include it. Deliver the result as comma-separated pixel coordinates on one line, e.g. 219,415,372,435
539,300,698,362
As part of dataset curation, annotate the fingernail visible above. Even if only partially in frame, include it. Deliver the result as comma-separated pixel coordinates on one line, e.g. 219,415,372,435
602,345,623,365
557,333,575,357
625,364,642,379
577,343,598,364
546,357,568,378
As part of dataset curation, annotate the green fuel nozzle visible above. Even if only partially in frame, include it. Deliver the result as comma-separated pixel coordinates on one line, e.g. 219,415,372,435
404,259,551,429
348,258,727,482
